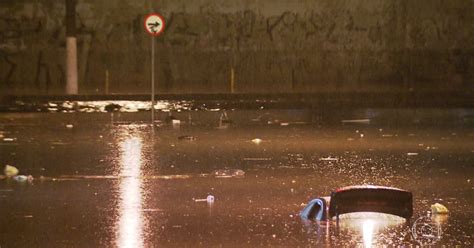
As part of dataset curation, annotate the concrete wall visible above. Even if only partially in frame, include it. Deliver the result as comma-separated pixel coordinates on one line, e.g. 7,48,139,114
0,0,473,94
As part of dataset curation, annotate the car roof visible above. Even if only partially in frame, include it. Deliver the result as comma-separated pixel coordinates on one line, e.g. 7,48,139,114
328,185,413,219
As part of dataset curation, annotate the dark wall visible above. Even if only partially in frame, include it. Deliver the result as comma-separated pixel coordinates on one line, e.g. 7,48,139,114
0,0,473,94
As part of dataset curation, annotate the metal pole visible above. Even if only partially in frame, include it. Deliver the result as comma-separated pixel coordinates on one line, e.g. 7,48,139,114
230,67,235,93
105,70,109,94
65,0,78,94
151,36,155,124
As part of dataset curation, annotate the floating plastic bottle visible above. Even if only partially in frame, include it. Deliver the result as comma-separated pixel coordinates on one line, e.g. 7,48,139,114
206,195,215,204
4,165,19,177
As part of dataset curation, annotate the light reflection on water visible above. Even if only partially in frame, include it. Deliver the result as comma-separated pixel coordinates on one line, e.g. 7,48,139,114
117,136,145,248
337,213,407,247
303,213,408,247
362,220,374,248
51,100,193,113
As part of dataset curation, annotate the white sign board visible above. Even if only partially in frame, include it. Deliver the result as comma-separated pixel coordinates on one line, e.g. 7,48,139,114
144,14,165,36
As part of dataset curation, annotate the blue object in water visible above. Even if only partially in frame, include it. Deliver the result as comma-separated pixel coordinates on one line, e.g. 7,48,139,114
300,197,328,221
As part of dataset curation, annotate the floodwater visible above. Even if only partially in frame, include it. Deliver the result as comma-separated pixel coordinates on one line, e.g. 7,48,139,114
0,104,473,247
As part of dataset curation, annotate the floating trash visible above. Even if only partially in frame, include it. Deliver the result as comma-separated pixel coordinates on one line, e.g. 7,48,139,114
431,203,449,214
220,119,233,124
341,119,371,124
142,209,163,212
177,136,193,143
51,141,69,146
212,169,245,178
407,153,419,156
165,112,178,123
242,157,272,161
66,124,74,129
206,195,215,203
319,157,339,162
219,110,232,124
3,138,16,142
251,138,262,145
104,103,121,112
13,175,34,183
194,195,215,204
178,135,196,141
4,165,19,177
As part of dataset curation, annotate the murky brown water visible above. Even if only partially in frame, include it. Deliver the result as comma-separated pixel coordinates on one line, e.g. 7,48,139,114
0,110,473,247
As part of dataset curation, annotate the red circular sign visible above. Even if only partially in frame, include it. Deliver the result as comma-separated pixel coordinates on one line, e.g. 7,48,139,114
144,13,165,37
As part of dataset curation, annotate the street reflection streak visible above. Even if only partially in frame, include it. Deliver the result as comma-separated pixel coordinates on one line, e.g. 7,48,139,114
117,137,144,248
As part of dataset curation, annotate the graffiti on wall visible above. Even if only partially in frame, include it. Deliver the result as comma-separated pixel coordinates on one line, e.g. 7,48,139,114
0,1,472,93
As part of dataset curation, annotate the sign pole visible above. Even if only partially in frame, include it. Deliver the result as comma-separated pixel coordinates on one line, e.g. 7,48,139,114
151,36,155,124
144,13,165,126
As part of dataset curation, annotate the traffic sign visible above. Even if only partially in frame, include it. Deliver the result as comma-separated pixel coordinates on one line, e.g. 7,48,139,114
144,13,165,36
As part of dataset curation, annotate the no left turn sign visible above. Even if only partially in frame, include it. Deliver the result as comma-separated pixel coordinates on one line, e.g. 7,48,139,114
144,13,165,36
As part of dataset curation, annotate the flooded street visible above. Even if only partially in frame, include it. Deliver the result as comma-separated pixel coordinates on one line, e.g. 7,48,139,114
3,0,473,246
0,106,473,247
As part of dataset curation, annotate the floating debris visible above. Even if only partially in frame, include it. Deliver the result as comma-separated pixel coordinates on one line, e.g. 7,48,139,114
178,135,196,141
280,122,289,126
407,153,419,156
154,175,192,180
104,103,121,112
212,169,245,178
207,195,215,203
13,175,34,183
165,112,178,123
341,119,371,124
242,157,272,161
66,124,74,129
4,165,19,177
220,119,233,125
251,138,262,144
319,157,339,162
142,209,163,212
219,110,232,124
431,203,449,214
193,195,215,203
3,138,16,142
51,141,69,146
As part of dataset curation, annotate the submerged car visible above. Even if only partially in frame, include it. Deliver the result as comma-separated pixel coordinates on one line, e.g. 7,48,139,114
300,185,413,221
